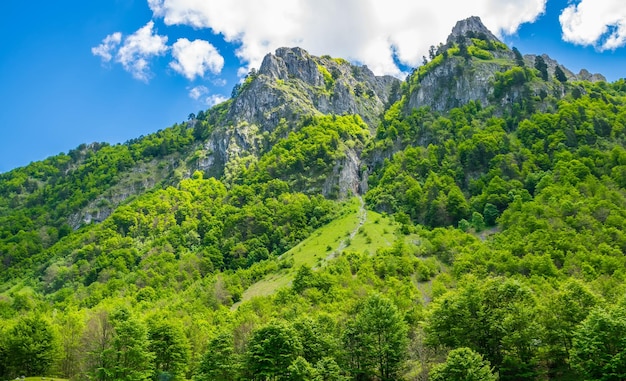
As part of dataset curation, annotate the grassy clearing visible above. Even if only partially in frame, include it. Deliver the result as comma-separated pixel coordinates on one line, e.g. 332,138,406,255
282,197,364,269
234,198,402,307
476,57,514,66
346,211,397,254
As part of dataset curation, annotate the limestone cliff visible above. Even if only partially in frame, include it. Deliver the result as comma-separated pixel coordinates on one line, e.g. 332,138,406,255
197,47,401,197
227,47,400,130
407,16,605,114
408,17,516,112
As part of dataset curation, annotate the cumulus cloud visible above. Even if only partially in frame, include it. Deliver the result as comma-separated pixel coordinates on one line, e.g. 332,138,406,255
117,21,169,81
188,85,209,100
206,94,229,106
188,86,228,106
92,21,168,82
147,0,547,76
212,78,228,87
91,32,122,62
170,39,224,80
559,0,626,51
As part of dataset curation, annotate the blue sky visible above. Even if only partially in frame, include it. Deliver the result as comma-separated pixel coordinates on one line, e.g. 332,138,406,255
1,0,625,173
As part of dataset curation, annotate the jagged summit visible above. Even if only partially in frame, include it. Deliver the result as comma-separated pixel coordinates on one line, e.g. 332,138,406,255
258,47,326,86
228,46,400,130
446,16,501,44
258,46,394,89
198,46,401,197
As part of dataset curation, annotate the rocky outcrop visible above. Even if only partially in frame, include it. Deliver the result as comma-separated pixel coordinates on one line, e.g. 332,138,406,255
53,16,617,230
407,56,502,112
446,16,500,45
198,47,401,193
322,147,363,198
68,157,181,228
227,47,400,131
196,18,609,197
406,16,604,113
577,68,606,83
408,17,510,112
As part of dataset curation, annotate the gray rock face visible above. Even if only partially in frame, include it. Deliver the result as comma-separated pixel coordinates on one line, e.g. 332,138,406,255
408,56,501,112
407,16,514,112
195,19,611,198
199,47,402,196
227,47,401,131
524,54,575,81
407,16,606,114
261,47,326,87
322,147,363,198
577,68,606,82
68,157,180,228
446,16,500,45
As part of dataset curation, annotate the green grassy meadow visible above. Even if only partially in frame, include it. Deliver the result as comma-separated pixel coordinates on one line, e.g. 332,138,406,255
235,198,401,306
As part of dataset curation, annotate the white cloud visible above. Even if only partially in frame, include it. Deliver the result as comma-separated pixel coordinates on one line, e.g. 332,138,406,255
147,0,547,76
116,21,169,81
92,32,122,62
92,22,169,81
559,0,626,51
188,85,208,100
205,94,228,106
212,78,227,87
187,86,228,106
170,39,224,80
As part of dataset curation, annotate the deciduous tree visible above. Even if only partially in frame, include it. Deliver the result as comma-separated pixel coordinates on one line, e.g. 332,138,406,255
3,314,58,378
430,347,498,381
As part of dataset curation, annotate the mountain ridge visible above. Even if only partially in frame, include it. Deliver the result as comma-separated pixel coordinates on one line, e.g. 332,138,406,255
0,16,611,228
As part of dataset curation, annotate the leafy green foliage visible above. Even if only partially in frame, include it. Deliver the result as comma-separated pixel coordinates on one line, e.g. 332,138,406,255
147,318,190,381
343,294,408,380
1,314,58,378
571,304,626,380
318,64,335,91
242,115,369,196
430,347,498,381
245,320,303,380
196,333,239,381
426,277,540,379
109,309,154,381
468,45,494,60
493,66,533,98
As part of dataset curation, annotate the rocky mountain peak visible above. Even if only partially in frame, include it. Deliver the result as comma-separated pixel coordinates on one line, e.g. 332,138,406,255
231,47,400,131
577,68,607,82
259,47,324,87
200,47,401,192
446,16,501,44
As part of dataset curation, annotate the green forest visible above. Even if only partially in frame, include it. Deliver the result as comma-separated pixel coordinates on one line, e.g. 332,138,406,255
1,29,626,381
